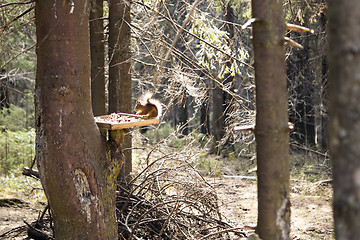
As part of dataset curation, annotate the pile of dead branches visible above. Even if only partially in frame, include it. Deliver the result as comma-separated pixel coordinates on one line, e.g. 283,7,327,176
116,155,246,239
2,141,247,239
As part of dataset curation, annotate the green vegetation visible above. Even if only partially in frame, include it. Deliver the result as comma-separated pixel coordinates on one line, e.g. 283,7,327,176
0,175,46,206
0,103,35,176
290,153,331,182
0,129,35,176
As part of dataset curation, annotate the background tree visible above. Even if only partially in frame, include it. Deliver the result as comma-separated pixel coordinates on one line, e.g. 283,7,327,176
328,0,360,238
212,1,236,155
0,0,336,239
284,0,328,152
0,1,36,119
252,0,291,239
35,0,120,238
108,0,132,180
90,0,106,117
0,70,9,109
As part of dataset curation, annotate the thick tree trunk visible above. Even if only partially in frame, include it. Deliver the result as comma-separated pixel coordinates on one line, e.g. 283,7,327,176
90,0,106,117
108,0,132,180
328,0,360,239
252,0,290,239
35,1,120,239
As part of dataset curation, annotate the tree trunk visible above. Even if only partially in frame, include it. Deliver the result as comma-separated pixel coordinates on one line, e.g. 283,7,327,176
211,2,235,155
320,53,328,151
212,81,225,153
328,0,360,239
0,70,9,109
35,1,120,239
251,0,290,239
319,13,328,152
176,97,189,135
90,0,106,117
200,95,210,135
221,2,235,154
287,18,316,149
108,0,132,180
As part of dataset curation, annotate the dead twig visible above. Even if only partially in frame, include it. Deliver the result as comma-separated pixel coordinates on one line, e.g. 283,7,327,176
24,220,53,240
22,166,40,179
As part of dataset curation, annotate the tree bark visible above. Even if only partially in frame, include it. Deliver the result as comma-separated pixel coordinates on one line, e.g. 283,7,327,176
90,0,106,117
200,95,210,135
0,70,9,109
176,97,189,135
35,1,120,239
108,0,132,180
212,81,225,153
319,13,328,152
211,2,235,155
328,0,360,239
251,0,290,239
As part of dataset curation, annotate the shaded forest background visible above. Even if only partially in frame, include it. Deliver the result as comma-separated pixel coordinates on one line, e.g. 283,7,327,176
0,0,335,239
0,0,328,177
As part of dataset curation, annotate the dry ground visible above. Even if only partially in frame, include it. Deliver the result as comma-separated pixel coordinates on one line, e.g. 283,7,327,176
0,174,333,239
211,176,333,240
0,176,46,239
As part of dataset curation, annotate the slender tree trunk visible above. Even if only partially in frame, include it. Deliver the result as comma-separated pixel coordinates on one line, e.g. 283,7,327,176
320,13,328,152
35,0,120,239
212,81,225,153
328,0,360,239
177,97,189,135
252,0,290,239
320,53,328,151
108,0,132,180
200,95,210,135
221,1,235,154
0,70,9,109
212,1,235,155
298,13,316,148
287,26,316,148
90,0,106,117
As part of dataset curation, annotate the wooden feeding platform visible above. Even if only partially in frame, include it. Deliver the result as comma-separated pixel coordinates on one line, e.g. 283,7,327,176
94,113,159,130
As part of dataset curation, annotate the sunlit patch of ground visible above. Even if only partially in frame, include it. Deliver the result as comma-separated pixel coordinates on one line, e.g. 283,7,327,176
0,176,46,238
0,165,334,239
211,177,334,240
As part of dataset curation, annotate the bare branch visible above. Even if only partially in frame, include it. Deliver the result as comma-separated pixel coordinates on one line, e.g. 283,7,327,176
0,6,35,30
0,0,34,9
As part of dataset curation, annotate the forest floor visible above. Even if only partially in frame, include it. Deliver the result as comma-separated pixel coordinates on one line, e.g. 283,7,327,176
0,170,334,240
0,176,47,239
0,129,334,240
210,176,333,240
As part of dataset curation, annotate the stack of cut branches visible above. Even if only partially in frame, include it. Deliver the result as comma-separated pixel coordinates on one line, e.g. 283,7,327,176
116,157,246,239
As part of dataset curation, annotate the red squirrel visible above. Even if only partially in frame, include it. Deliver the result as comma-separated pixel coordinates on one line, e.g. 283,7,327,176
134,91,162,119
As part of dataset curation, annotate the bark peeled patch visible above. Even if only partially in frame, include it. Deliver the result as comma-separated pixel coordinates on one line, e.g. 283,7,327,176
74,168,92,223
276,197,290,239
